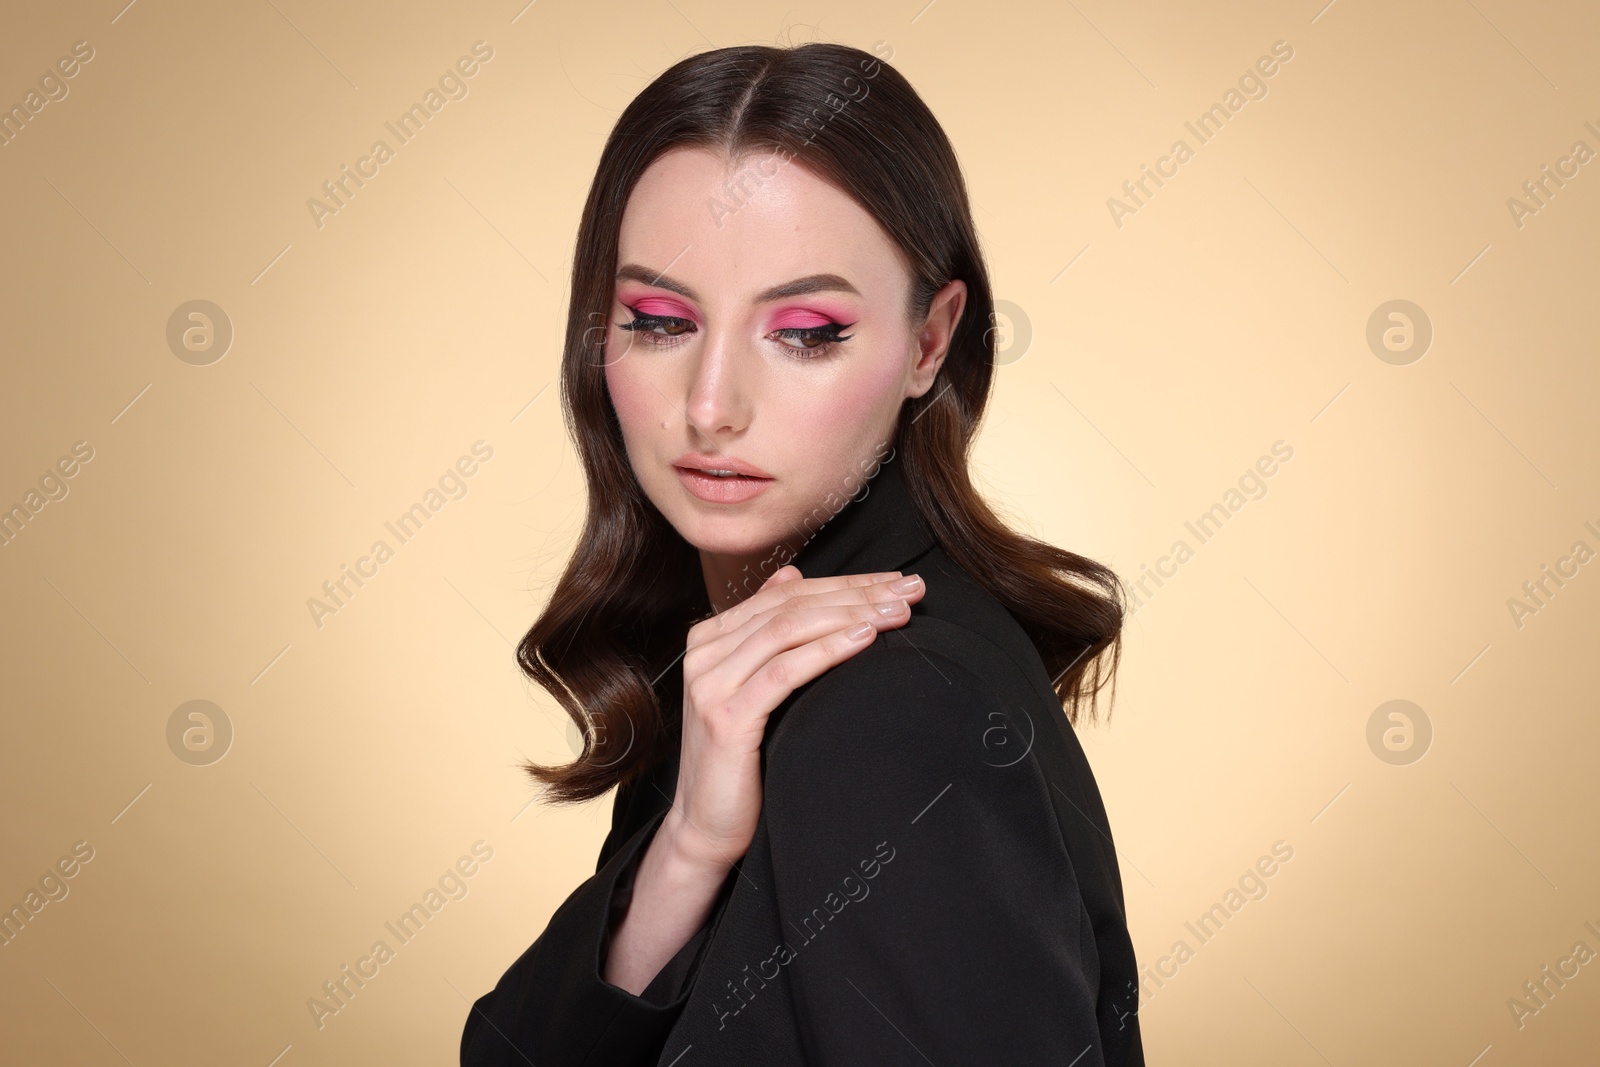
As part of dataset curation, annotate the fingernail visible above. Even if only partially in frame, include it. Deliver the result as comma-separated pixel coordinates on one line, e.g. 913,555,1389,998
890,575,922,594
848,622,874,639
877,601,903,615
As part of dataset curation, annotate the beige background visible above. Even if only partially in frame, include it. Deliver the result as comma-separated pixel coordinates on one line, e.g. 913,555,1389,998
2,0,1596,1063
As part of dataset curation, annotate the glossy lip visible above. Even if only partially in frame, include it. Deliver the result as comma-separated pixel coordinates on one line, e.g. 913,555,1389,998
672,452,774,505
673,452,773,479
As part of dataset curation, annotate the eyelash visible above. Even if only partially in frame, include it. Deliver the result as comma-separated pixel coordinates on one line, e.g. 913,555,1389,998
616,307,855,359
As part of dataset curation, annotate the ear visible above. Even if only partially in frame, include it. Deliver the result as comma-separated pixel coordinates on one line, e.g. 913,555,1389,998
907,279,967,399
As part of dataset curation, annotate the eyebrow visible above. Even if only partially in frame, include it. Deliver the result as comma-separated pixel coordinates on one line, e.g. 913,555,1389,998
615,263,861,304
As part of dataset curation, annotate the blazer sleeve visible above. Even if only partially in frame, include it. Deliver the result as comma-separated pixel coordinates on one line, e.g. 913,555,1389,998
762,641,1115,1066
460,785,722,1067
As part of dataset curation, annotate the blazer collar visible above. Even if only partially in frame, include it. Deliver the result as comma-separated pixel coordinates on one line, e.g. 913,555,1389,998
787,448,937,579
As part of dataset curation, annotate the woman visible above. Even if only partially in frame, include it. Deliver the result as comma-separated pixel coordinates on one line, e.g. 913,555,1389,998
462,41,1142,1066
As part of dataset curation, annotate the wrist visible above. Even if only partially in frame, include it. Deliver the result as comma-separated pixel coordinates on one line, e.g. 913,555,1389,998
656,810,737,882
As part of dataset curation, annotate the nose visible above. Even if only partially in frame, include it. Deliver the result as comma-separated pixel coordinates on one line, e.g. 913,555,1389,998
683,327,750,438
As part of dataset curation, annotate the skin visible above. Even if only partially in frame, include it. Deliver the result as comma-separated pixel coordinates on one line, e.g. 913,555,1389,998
599,145,967,996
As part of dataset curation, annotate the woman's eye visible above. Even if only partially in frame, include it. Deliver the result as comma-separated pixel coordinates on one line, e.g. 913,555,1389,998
616,307,855,358
770,323,855,357
617,311,694,344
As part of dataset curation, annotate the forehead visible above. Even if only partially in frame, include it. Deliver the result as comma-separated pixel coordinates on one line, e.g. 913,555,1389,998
616,146,906,301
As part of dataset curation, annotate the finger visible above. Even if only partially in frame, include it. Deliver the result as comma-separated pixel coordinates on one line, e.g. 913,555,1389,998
704,569,902,638
700,599,911,699
690,572,917,666
746,573,926,620
724,621,884,721
760,564,802,588
685,572,910,682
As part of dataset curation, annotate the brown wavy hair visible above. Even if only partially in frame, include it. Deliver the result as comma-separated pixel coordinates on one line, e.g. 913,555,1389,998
518,40,1125,805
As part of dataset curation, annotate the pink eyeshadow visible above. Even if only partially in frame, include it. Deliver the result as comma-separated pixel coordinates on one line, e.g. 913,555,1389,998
628,296,697,320
768,306,848,330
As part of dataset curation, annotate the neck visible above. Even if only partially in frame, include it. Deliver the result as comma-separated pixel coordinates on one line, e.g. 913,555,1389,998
700,537,807,614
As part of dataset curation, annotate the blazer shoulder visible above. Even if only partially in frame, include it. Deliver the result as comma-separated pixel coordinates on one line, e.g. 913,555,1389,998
898,544,1060,705
760,544,1071,800
764,630,981,777
762,615,1042,807
758,598,1081,908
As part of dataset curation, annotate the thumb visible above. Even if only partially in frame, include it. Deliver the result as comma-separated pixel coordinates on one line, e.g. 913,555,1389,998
762,564,802,587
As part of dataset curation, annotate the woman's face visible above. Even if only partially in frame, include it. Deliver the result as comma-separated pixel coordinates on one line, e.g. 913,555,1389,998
604,146,966,602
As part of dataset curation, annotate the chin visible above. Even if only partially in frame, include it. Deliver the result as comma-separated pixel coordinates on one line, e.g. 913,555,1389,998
639,465,798,560
674,515,783,559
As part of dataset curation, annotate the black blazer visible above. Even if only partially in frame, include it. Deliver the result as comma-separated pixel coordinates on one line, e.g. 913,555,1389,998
462,452,1144,1065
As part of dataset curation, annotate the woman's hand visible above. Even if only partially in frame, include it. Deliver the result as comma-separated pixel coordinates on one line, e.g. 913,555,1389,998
666,564,927,872
603,564,925,995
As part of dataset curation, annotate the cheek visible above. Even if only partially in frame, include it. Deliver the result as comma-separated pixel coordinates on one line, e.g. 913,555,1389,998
797,345,907,433
604,335,657,434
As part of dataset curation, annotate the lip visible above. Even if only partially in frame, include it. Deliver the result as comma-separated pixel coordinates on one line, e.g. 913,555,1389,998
672,452,774,504
674,452,773,478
